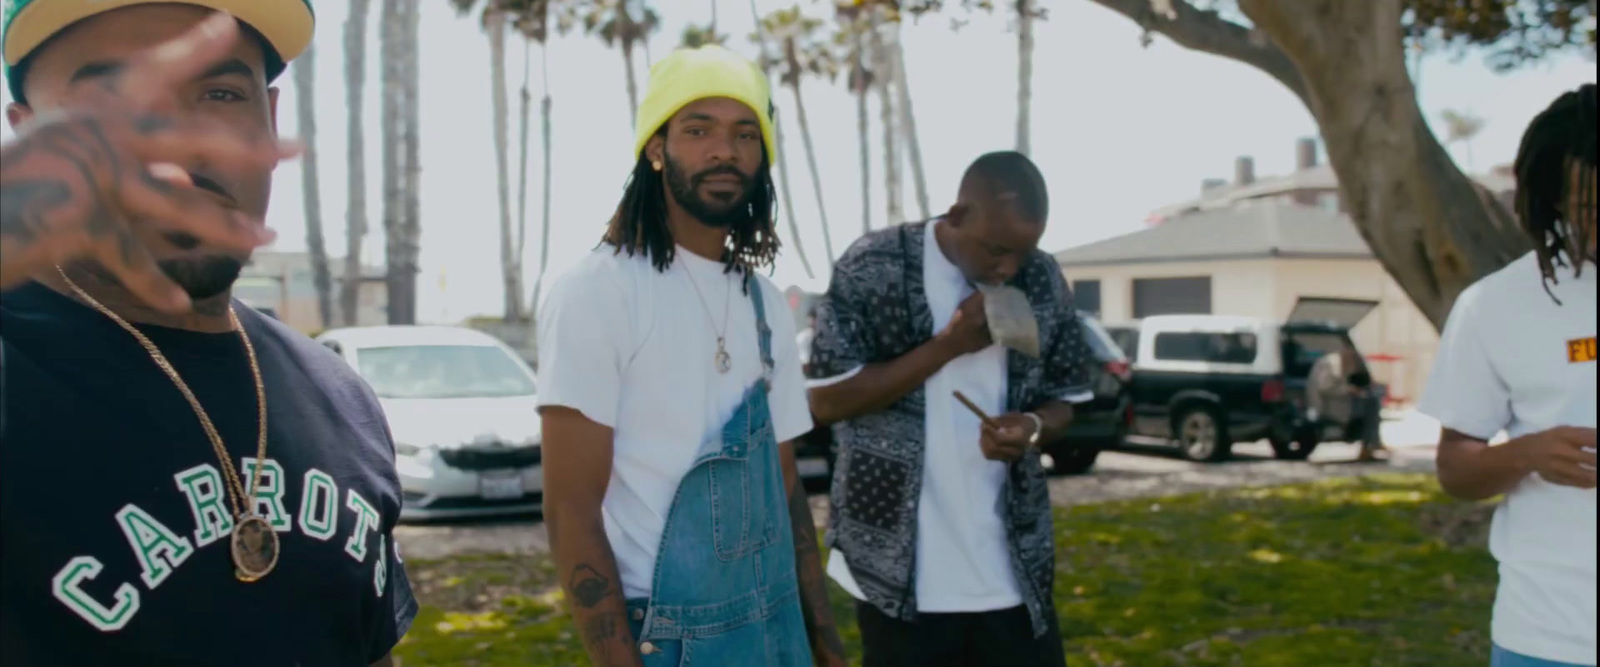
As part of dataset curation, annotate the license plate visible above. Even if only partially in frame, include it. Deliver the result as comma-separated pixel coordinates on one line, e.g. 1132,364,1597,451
478,470,524,500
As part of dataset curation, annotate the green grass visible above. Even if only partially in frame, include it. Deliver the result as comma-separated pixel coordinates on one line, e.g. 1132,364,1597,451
393,474,1498,667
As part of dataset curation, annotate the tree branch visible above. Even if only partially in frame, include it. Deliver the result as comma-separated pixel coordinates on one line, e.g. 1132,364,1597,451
1086,0,1311,105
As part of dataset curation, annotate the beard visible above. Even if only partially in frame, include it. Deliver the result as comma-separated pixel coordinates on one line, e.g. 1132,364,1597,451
663,154,756,229
158,256,245,300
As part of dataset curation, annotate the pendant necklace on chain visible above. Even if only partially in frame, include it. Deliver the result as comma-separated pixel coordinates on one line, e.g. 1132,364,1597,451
683,261,734,374
58,267,279,582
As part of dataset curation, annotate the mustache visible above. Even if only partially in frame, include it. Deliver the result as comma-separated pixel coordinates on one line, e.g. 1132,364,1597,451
160,171,240,250
691,165,748,185
187,172,237,204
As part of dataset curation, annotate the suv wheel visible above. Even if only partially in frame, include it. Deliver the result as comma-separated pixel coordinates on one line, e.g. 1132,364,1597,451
1270,436,1319,461
1046,444,1101,476
1175,406,1232,462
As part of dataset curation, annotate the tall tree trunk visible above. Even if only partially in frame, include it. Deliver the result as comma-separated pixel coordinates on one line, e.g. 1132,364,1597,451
889,27,929,220
291,45,333,331
341,0,374,327
853,33,872,236
487,10,521,322
531,41,555,317
1088,0,1528,327
771,104,816,278
398,0,422,325
748,0,816,278
380,0,405,325
1235,0,1527,327
1015,0,1035,157
867,15,903,226
785,43,836,264
622,40,641,129
516,37,534,322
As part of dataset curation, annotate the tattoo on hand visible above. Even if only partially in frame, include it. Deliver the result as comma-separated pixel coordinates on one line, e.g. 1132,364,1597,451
569,564,612,609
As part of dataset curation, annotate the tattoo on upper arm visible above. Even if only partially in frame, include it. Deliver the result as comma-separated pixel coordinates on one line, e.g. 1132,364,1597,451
569,564,612,609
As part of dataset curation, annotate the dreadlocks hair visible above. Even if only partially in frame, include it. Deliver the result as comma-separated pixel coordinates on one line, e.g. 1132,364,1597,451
600,132,782,292
1513,83,1597,303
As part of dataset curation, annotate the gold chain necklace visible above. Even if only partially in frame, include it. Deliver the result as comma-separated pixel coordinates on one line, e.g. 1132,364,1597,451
57,267,279,582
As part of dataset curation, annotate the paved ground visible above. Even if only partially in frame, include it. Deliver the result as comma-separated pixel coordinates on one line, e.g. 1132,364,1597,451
395,412,1445,561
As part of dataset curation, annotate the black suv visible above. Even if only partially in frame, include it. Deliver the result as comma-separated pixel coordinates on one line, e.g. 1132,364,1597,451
1116,298,1382,462
1041,312,1133,475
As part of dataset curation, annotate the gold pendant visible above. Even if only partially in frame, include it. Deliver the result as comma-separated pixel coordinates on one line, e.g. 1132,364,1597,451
231,515,280,582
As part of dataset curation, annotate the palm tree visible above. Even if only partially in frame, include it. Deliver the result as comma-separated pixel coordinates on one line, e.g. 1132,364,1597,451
749,0,817,279
291,44,333,330
567,0,661,129
833,7,874,235
379,0,406,324
1015,0,1038,157
398,0,423,325
341,0,374,326
484,8,522,321
889,24,929,220
1440,109,1487,171
681,22,728,47
528,6,556,319
760,6,838,265
865,8,903,226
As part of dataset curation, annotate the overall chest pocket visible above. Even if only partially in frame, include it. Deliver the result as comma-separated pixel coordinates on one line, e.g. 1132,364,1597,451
707,428,783,561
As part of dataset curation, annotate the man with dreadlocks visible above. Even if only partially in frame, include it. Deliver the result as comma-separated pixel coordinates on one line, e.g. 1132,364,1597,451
535,45,846,667
1422,83,1597,667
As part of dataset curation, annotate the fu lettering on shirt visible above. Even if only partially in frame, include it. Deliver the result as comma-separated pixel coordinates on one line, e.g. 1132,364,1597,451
1569,337,1598,364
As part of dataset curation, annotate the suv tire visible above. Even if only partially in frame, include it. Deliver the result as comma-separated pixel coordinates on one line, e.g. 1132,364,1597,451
1174,405,1232,462
1270,436,1319,461
1047,444,1101,475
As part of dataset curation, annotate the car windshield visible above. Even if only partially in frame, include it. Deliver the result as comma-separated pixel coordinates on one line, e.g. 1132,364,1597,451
356,345,537,399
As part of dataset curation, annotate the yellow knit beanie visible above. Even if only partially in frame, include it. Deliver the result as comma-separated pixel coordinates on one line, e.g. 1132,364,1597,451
633,44,778,163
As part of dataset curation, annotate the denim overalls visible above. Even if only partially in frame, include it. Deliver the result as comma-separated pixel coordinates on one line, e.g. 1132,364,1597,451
625,273,813,666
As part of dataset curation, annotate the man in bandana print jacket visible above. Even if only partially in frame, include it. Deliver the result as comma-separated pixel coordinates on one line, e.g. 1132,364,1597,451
806,152,1092,667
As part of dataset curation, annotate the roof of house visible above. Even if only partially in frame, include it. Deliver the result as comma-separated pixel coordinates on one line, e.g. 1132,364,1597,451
1148,165,1516,221
1054,202,1373,267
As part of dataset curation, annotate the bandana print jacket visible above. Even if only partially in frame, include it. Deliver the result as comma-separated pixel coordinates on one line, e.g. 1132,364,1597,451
808,220,1091,638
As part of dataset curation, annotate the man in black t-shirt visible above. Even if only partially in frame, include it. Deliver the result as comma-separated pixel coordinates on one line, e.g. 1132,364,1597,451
0,2,416,665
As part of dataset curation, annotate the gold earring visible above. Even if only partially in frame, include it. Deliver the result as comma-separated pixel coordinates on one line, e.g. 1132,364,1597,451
652,160,663,171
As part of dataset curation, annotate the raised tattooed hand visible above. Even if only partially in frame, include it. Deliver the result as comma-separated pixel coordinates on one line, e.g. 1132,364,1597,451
0,12,297,312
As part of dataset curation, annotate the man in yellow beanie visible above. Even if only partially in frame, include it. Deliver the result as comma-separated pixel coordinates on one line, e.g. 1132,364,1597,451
0,2,414,666
537,45,846,666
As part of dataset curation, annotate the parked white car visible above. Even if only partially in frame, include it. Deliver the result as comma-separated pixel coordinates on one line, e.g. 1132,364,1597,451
316,326,543,520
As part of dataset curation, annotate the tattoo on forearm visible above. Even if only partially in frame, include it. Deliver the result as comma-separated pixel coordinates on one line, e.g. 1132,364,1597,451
789,484,846,661
569,564,612,609
581,614,620,662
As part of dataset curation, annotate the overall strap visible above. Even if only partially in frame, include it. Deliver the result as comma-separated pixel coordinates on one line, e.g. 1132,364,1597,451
746,271,775,387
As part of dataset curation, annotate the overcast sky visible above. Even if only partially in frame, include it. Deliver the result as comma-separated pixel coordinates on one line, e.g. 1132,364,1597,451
3,1,1594,324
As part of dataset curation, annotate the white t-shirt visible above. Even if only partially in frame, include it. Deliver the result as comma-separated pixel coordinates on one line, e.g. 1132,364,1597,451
536,247,815,599
823,220,1092,612
1418,251,1597,664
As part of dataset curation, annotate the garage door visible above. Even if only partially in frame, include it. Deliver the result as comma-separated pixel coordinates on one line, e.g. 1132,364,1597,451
1072,280,1101,315
1133,277,1212,318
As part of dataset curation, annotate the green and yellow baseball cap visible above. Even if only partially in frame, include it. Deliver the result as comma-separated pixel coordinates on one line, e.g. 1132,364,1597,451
3,0,315,102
